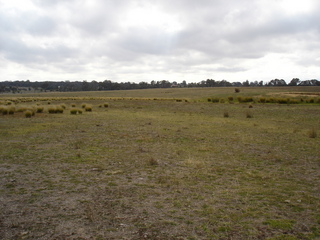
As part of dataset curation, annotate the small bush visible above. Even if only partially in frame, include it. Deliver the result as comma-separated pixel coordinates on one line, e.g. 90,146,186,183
219,98,225,103
103,103,109,108
235,88,240,93
71,103,76,107
60,104,66,109
81,103,87,108
25,110,33,118
78,109,83,114
223,111,229,118
248,104,253,108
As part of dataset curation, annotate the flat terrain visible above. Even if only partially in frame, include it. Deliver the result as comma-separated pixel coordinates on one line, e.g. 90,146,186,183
1,87,320,239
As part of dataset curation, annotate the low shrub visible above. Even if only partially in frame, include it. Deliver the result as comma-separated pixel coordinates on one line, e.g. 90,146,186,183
71,103,76,107
81,103,87,108
223,111,229,118
60,104,66,109
235,88,240,93
219,98,225,103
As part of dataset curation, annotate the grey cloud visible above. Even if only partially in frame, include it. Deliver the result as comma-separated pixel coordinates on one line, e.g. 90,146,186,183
1,0,320,81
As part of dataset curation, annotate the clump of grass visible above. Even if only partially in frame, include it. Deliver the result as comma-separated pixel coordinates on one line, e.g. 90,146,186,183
227,96,233,102
71,103,76,107
85,105,92,112
223,111,229,118
308,128,317,138
24,110,33,118
48,106,57,114
16,105,29,112
70,108,83,115
148,157,159,166
248,104,253,108
259,97,266,103
81,103,87,108
56,106,64,113
246,111,253,118
60,104,66,109
8,106,15,115
210,97,220,103
238,96,253,103
2,106,8,115
219,98,225,103
70,109,78,115
235,88,240,93
36,106,44,113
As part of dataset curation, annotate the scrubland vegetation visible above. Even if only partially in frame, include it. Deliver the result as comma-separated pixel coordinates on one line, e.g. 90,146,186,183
0,87,319,239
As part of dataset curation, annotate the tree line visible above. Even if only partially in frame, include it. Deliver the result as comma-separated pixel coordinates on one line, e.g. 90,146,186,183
0,78,319,93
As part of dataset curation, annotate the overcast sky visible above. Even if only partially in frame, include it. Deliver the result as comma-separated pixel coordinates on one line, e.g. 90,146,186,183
1,0,320,83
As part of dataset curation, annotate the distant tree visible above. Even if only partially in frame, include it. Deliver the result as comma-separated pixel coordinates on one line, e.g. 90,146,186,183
242,80,249,87
267,79,287,86
288,78,300,86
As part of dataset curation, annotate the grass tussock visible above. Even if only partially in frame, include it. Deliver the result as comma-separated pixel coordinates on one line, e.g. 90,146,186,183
24,110,33,118
70,108,83,115
246,110,253,118
48,105,64,114
223,111,229,118
308,128,317,138
237,96,254,103
85,105,93,112
36,106,44,113
148,157,159,166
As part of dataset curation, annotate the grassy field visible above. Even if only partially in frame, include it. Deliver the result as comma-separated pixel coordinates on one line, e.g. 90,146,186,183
0,87,320,239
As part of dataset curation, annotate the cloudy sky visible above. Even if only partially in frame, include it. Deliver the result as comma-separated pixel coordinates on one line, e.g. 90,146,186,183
1,0,320,83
